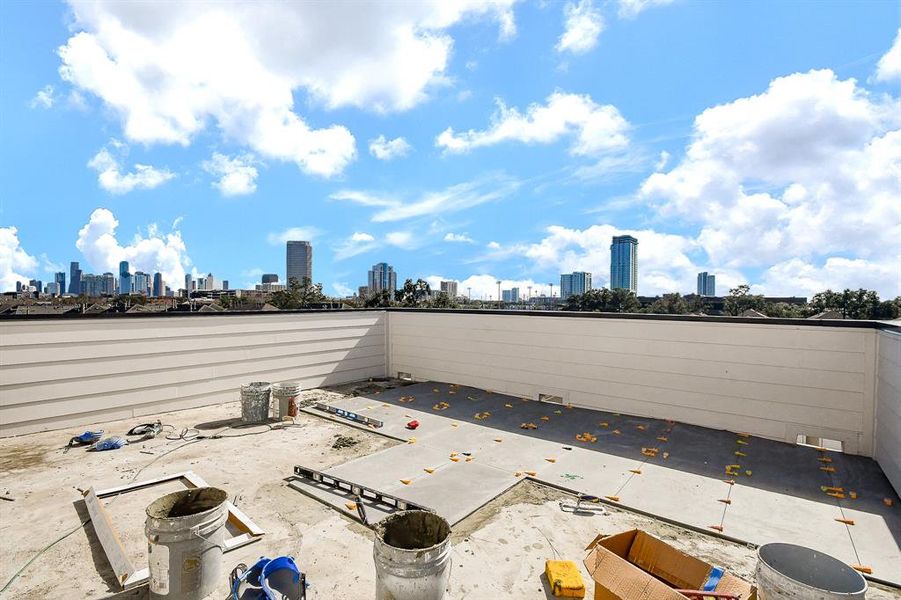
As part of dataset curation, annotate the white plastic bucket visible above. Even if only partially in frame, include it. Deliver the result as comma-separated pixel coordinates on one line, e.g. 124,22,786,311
756,543,867,599
145,487,229,600
272,381,301,418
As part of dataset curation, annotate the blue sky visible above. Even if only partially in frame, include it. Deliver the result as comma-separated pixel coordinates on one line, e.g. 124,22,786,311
1,0,899,299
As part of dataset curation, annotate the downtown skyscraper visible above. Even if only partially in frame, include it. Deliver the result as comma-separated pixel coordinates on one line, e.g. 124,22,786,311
368,262,397,294
286,241,313,285
560,272,592,300
610,235,638,293
697,272,716,296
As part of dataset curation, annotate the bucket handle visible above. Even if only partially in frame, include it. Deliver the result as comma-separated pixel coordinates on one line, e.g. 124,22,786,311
190,525,226,550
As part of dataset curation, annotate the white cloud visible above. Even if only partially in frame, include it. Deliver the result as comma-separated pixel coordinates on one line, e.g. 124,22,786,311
457,89,474,102
755,257,900,298
386,231,416,249
202,153,258,196
0,227,39,292
436,92,630,155
426,274,546,300
486,241,502,250
332,282,354,297
617,0,674,19
267,226,321,245
556,0,603,55
654,150,670,171
334,232,378,260
75,208,191,289
331,175,520,222
369,135,412,160
639,69,901,285
444,232,475,243
29,85,55,109
87,141,175,194
875,28,901,83
57,2,517,177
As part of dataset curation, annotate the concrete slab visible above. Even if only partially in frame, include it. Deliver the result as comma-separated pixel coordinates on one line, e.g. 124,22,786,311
299,380,901,585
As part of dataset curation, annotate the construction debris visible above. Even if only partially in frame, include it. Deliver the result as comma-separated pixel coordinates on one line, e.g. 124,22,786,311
520,422,538,430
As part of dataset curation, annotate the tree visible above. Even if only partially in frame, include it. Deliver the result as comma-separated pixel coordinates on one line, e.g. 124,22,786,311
648,293,689,315
809,288,883,319
269,277,326,309
764,302,805,318
874,297,901,320
429,292,458,309
564,288,640,313
395,278,431,307
364,289,393,308
724,285,765,316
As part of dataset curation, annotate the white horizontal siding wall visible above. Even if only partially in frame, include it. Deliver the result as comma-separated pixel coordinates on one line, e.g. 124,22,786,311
0,312,386,437
875,330,901,492
389,312,878,456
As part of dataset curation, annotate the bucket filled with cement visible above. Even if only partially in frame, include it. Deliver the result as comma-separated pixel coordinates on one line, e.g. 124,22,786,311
145,487,229,600
373,510,452,600
756,543,867,599
240,381,271,423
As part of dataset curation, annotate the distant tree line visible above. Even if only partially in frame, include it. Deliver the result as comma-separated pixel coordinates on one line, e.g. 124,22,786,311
562,285,900,320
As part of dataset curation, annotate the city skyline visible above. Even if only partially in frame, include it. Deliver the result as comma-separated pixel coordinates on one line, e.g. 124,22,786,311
1,3,899,301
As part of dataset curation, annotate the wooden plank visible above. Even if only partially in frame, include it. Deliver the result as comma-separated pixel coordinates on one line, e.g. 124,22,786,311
83,487,136,588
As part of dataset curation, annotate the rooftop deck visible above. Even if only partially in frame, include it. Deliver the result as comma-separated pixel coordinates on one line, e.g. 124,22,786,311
1,310,899,597
1,381,899,599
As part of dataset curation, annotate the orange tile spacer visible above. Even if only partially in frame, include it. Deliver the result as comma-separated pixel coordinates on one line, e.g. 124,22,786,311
629,469,642,475
525,471,537,476
708,525,724,532
599,422,609,428
723,479,735,485
545,457,557,463
423,467,436,474
605,495,620,502
345,501,357,511
717,499,732,505
849,491,857,499
820,466,836,473
449,457,460,462
657,436,668,442
400,479,412,485
514,471,523,477
827,491,846,499
835,518,855,525
884,497,894,507
851,564,872,575
817,457,833,463
636,424,646,431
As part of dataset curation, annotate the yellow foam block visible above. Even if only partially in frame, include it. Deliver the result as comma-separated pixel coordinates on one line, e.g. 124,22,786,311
544,560,585,598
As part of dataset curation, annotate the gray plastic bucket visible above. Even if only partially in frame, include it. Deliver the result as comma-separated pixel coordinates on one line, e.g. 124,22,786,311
241,381,271,423
145,487,229,600
272,381,301,418
373,511,452,600
756,543,867,599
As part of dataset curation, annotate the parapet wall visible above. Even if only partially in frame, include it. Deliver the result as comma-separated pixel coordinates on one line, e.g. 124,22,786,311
388,311,882,456
0,311,386,436
875,329,901,492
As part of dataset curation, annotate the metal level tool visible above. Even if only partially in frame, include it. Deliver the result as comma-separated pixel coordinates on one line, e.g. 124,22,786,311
311,402,384,428
291,466,432,526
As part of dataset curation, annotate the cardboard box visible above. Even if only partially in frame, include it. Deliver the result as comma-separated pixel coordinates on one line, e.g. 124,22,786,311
583,529,756,600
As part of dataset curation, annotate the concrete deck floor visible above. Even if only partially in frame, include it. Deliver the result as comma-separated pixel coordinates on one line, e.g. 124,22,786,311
296,380,901,586
0,379,898,599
